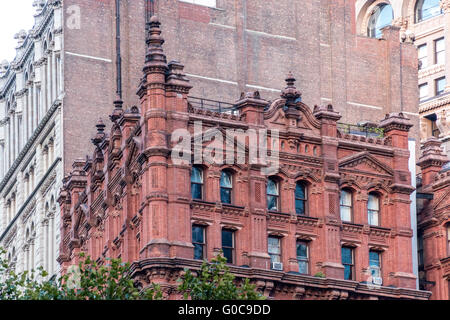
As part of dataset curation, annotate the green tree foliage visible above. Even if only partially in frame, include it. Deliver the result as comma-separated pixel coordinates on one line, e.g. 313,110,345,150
178,254,265,300
0,249,161,300
1,248,263,300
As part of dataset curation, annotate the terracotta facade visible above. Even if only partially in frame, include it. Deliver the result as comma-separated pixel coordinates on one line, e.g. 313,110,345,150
417,138,450,300
56,18,430,300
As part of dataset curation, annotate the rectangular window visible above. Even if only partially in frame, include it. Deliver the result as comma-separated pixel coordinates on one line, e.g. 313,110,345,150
369,251,381,279
342,247,354,280
222,229,235,264
179,0,216,7
419,83,429,101
436,77,446,96
418,234,424,269
340,190,352,222
435,37,445,65
296,241,309,275
368,194,380,226
268,237,281,266
418,44,428,70
192,225,206,260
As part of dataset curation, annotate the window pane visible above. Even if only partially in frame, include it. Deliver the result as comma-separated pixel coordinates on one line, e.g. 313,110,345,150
267,195,278,211
344,265,353,280
192,226,204,243
222,230,233,248
368,194,379,210
368,4,393,38
342,247,353,264
419,0,441,21
220,171,232,188
298,261,308,275
191,167,203,183
340,207,352,222
191,183,202,200
369,251,381,277
418,44,427,69
221,188,232,204
267,179,278,196
340,190,351,206
368,210,379,226
194,244,204,260
295,183,306,199
419,83,428,100
436,77,446,95
297,242,308,258
223,248,233,263
268,237,280,254
295,200,305,215
436,38,445,65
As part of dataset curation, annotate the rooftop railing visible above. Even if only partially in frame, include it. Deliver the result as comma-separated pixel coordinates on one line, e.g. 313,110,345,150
337,123,384,138
188,96,239,116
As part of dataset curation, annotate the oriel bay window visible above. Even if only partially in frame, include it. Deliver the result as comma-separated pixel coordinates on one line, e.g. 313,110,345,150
295,182,307,215
267,178,280,211
220,170,233,204
296,241,309,275
342,247,355,280
192,225,206,260
340,189,353,222
222,229,235,264
191,166,203,200
368,193,380,226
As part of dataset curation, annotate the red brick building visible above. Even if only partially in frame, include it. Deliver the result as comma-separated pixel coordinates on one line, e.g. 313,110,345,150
57,18,429,300
417,138,450,300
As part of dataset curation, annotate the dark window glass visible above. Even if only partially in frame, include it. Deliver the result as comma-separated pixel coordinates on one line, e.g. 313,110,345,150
297,241,309,275
220,171,233,204
191,167,203,200
369,251,381,278
342,247,354,280
192,225,206,260
222,229,234,264
267,178,279,211
295,182,307,215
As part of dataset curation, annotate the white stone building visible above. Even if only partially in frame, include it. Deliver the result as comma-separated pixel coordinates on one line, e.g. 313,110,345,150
356,0,450,154
0,0,63,275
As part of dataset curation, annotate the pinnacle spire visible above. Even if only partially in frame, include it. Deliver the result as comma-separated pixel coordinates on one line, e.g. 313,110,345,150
281,71,301,103
143,15,167,74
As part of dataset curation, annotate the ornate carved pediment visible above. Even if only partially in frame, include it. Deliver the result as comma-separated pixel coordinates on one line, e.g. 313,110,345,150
339,152,394,177
264,99,321,133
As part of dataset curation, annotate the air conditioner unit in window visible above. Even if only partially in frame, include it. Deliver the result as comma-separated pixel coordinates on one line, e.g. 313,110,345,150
372,277,383,286
271,262,283,271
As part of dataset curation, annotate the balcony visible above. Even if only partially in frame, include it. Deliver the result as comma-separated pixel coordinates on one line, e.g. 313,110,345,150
187,96,239,116
337,122,385,138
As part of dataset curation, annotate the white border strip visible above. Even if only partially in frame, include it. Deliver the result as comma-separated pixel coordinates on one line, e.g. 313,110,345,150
347,101,382,110
246,84,281,93
402,111,420,117
185,73,238,85
65,51,112,63
246,29,296,41
209,22,236,30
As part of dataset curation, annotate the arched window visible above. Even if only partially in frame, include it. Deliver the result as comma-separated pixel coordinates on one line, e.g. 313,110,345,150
267,178,280,211
368,193,380,226
416,0,442,22
340,189,353,222
295,182,308,216
367,3,394,38
220,170,233,204
191,166,203,200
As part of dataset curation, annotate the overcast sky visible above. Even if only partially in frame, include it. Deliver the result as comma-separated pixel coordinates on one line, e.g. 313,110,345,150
0,0,35,62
